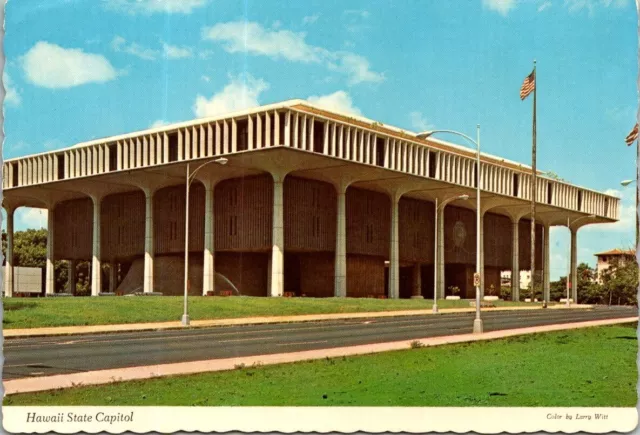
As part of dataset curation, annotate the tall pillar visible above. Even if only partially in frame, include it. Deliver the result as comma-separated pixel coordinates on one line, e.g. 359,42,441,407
143,189,154,293
543,224,551,302
334,185,347,297
108,261,115,293
411,262,422,299
4,206,15,297
479,213,485,299
436,206,445,299
68,260,77,294
511,219,520,302
45,206,55,295
202,181,216,295
570,227,578,303
270,174,285,297
91,195,102,296
388,196,400,299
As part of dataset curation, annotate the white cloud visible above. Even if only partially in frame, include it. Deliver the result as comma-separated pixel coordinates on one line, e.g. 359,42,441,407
201,75,210,82
307,91,362,116
303,14,320,25
22,41,118,89
150,120,171,128
111,37,194,60
193,74,269,118
482,0,517,15
538,1,552,11
202,21,383,85
203,22,324,63
199,50,214,60
343,10,370,19
162,42,193,59
564,0,629,13
111,36,159,60
3,72,21,106
328,52,384,85
409,111,433,132
103,0,208,14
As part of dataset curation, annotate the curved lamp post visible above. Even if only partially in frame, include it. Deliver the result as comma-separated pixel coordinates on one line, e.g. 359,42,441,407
566,214,596,306
432,194,469,313
182,157,229,326
417,126,483,334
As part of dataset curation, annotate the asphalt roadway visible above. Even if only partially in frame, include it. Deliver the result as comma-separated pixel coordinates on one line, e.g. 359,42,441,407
3,306,637,380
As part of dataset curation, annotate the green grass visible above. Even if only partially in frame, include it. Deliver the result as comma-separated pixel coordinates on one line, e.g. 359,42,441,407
5,324,636,406
2,296,534,329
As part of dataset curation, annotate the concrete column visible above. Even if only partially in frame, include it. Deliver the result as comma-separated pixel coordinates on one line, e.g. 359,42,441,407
570,227,578,303
91,195,102,296
68,260,77,294
511,219,520,302
45,207,55,295
543,224,551,302
334,185,347,297
388,196,400,299
270,174,285,297
108,261,115,293
202,181,216,295
479,213,485,299
143,189,154,293
411,262,423,299
436,206,445,299
4,206,14,297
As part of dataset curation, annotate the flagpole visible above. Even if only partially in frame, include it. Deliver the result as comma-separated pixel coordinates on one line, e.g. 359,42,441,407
530,59,537,302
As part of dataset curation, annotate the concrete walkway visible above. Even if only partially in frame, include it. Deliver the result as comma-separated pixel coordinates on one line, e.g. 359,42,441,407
3,304,593,338
3,314,633,396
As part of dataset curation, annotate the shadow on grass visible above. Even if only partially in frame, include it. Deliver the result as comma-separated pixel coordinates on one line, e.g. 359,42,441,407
4,302,37,311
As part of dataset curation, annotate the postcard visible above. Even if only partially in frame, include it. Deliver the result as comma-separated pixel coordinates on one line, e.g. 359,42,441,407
1,0,638,433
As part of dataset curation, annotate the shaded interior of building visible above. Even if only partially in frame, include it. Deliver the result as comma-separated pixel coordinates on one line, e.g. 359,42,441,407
53,175,543,298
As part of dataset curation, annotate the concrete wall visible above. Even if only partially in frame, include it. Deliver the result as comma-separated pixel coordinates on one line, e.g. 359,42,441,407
1,266,43,293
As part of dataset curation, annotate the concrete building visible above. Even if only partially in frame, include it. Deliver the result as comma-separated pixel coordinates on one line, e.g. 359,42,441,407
594,248,635,283
500,270,531,291
2,100,619,302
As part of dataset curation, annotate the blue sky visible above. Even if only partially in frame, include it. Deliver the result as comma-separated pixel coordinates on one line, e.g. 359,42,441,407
2,0,637,279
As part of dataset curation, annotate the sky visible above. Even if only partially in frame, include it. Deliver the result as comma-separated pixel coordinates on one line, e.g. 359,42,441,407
1,0,637,280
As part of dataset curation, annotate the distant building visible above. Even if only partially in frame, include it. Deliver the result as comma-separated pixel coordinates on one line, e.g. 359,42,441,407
594,248,636,283
500,270,531,290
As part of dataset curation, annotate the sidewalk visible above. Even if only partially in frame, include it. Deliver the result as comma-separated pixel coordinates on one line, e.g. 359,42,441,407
3,314,632,395
3,303,593,338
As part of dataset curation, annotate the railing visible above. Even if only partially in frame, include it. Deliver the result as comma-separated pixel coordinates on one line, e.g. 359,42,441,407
2,107,620,220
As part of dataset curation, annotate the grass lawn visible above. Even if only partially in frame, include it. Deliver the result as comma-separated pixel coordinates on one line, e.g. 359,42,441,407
2,296,535,329
5,324,636,406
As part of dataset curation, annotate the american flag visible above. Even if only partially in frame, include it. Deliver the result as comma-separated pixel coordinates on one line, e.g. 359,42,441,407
520,70,535,100
625,123,638,146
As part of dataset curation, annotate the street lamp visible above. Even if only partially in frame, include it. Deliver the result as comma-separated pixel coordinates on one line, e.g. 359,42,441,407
417,125,483,334
182,157,229,326
565,214,596,306
432,194,469,313
620,179,638,248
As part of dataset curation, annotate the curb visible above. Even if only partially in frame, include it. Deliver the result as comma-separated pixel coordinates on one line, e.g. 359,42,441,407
3,315,633,396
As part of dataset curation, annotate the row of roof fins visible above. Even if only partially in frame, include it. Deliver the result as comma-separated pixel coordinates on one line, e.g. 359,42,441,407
12,99,540,174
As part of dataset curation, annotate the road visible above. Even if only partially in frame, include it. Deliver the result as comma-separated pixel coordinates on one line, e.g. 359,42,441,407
3,306,636,380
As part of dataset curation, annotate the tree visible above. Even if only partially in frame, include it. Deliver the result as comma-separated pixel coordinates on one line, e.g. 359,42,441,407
549,263,606,304
601,257,638,306
1,229,74,293
544,171,565,181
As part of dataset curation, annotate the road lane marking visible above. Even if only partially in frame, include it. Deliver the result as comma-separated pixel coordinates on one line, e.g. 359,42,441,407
218,336,276,343
276,340,328,346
